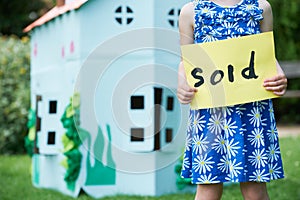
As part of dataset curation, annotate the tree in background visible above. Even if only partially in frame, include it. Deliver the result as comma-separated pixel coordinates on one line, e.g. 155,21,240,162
269,0,300,61
269,0,300,124
0,0,55,37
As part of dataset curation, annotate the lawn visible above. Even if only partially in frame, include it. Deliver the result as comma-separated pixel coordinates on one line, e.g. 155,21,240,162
0,137,300,200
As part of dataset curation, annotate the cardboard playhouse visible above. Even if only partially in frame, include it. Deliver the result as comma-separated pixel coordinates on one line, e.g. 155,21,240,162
24,0,192,198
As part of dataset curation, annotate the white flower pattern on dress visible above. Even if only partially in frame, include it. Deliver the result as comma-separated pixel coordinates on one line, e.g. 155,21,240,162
229,159,243,178
193,112,206,133
185,135,193,152
249,169,270,182
267,143,280,163
226,138,240,158
208,113,224,134
248,107,263,127
212,134,227,154
267,123,278,143
193,154,215,174
187,112,194,133
224,118,238,137
248,127,265,148
197,174,219,184
249,149,268,168
268,163,282,180
193,134,209,155
182,156,190,171
217,155,230,173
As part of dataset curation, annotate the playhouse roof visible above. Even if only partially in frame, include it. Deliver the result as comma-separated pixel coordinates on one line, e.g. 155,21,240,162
23,0,88,32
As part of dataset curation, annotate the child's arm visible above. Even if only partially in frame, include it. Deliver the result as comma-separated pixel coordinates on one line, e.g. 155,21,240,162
259,0,288,96
177,2,197,104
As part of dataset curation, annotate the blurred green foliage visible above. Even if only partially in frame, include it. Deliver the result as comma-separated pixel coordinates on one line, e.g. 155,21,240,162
274,79,300,124
0,36,30,154
269,0,300,61
0,0,55,37
269,0,300,124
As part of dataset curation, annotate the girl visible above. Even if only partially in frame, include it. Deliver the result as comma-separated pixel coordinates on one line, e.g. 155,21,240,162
177,0,288,199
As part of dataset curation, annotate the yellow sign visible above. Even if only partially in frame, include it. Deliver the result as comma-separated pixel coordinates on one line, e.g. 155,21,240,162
181,31,278,109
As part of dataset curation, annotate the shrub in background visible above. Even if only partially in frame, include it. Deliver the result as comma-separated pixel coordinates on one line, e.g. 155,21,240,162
0,36,30,154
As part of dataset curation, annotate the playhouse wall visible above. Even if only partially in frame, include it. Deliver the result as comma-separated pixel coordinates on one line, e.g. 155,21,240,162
83,163,157,198
76,0,187,153
155,162,179,195
76,0,190,197
32,154,82,197
78,0,188,59
59,10,81,62
82,173,157,198
30,5,82,153
30,9,81,91
154,0,187,30
76,48,184,198
30,11,80,68
29,0,191,197
81,153,178,198
78,0,154,59
30,7,84,195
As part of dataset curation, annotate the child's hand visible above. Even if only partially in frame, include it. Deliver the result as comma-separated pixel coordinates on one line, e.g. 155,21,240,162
177,78,198,104
263,74,287,96
177,83,197,104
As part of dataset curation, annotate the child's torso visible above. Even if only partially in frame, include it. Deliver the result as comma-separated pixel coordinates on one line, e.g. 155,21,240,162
193,0,263,43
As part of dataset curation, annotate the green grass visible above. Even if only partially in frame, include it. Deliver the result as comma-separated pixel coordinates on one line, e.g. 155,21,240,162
1,137,300,200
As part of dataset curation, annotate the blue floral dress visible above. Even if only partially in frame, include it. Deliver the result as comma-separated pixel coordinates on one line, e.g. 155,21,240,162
181,0,285,184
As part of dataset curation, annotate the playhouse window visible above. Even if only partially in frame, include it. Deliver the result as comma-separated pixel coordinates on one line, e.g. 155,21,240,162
47,131,56,145
168,8,181,28
131,96,144,109
131,128,144,142
115,5,134,25
165,128,173,143
167,96,174,111
49,100,57,114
